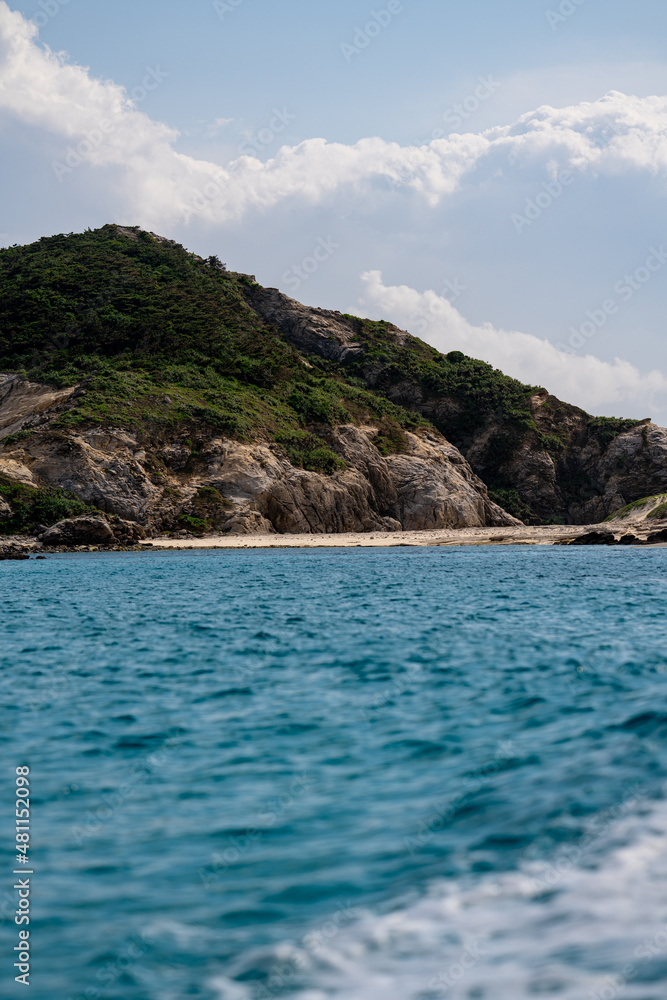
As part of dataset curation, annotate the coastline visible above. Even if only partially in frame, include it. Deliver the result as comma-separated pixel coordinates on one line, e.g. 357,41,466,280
3,522,667,558
138,523,667,550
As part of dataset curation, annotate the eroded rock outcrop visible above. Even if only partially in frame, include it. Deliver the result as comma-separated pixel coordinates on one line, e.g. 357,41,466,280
239,286,667,525
0,374,518,536
40,516,115,546
25,428,161,522
203,424,516,534
239,284,367,363
0,374,78,438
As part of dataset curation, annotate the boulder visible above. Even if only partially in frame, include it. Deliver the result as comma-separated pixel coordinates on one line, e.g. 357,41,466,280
381,517,403,532
40,515,116,547
569,531,617,546
112,518,147,542
223,509,275,535
0,539,31,559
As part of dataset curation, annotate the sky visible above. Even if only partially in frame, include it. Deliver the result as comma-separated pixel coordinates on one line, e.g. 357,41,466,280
1,0,667,421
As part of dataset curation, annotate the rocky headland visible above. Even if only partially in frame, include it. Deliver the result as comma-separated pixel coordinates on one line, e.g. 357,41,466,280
1,224,666,552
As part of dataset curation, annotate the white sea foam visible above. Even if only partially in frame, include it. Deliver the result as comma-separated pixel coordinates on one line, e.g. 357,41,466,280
210,795,667,1000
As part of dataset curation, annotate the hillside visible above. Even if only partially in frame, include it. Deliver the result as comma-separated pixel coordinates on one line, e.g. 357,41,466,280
0,224,665,537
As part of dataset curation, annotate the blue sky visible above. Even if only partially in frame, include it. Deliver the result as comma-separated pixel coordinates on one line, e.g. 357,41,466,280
2,0,667,420
10,0,667,145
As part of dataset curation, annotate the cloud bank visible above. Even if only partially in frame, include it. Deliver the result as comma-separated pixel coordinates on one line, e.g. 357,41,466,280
2,3,667,226
358,270,667,420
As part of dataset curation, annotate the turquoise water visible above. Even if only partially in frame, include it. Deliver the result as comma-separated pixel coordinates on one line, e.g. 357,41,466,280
2,546,667,999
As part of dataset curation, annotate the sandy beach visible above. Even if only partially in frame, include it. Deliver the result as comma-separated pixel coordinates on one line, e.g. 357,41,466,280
138,524,630,550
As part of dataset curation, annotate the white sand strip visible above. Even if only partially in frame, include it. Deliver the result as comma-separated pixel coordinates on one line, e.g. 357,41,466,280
139,524,607,550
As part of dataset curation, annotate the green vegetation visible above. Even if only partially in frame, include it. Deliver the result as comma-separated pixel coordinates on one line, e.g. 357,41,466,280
274,431,346,474
2,429,33,447
0,226,426,467
539,432,567,454
0,226,247,367
589,416,646,451
372,419,409,456
648,502,667,520
175,485,234,535
341,321,539,447
286,382,352,426
0,473,97,534
604,495,666,521
487,488,534,523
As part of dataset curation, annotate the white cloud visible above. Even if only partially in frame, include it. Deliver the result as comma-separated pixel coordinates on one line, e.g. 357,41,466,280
2,3,667,227
358,270,667,421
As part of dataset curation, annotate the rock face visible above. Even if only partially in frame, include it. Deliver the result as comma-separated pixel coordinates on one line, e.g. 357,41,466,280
3,228,666,532
24,427,161,522
603,491,667,526
246,425,512,534
239,286,667,525
240,285,367,364
0,376,518,536
0,374,77,438
472,395,667,524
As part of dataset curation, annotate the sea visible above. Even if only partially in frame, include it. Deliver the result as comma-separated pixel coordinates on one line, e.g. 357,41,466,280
2,545,667,1000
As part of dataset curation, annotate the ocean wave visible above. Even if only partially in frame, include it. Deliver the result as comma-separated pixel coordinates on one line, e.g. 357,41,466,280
210,793,667,1000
